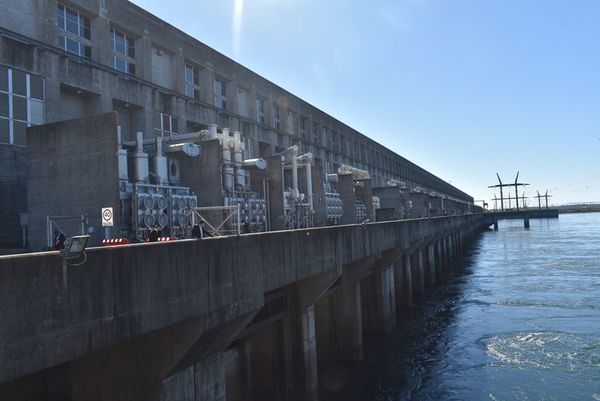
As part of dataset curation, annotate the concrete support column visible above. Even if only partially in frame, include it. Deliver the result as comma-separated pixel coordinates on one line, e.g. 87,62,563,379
395,255,413,308
413,250,425,295
436,240,443,273
442,237,448,266
336,280,363,362
427,244,436,286
366,264,396,332
283,303,319,401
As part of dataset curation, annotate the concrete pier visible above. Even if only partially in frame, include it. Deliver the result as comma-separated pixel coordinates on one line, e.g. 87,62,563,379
0,215,490,400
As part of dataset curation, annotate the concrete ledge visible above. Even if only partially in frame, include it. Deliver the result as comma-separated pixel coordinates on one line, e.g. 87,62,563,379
0,214,488,383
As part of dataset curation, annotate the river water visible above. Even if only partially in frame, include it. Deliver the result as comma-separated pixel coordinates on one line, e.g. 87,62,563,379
329,212,600,401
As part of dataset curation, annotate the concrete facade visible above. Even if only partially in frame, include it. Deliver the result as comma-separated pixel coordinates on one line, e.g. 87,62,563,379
0,214,491,400
0,0,475,248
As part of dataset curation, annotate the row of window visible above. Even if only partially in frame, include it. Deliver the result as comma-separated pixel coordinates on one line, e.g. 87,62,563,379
0,65,44,145
52,4,440,190
0,66,45,145
57,3,135,75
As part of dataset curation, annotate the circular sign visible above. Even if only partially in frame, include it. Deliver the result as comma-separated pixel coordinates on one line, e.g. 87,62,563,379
102,207,114,227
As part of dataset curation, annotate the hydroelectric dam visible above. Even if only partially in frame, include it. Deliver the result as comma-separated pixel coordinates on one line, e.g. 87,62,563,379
0,215,492,401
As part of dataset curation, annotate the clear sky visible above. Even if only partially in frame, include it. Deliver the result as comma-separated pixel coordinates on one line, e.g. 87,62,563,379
130,0,600,206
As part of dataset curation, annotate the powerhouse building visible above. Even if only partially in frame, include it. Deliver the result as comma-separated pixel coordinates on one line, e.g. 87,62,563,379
0,0,474,249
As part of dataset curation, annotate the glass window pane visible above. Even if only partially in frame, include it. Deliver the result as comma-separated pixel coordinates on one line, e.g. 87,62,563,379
194,89,200,99
171,117,178,133
127,39,135,58
193,69,200,85
0,66,7,92
12,70,26,95
13,120,26,145
0,93,8,117
13,95,27,121
185,65,193,83
57,35,66,50
83,45,91,59
29,100,44,125
185,85,193,97
128,63,135,75
113,56,126,72
80,16,91,39
110,29,115,51
153,111,161,129
0,118,8,143
114,32,125,54
82,26,91,40
30,75,44,100
162,114,170,132
57,5,65,29
66,37,79,54
66,12,79,35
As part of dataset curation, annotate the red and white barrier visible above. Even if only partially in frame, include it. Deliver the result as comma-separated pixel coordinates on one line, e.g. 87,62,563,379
101,238,130,246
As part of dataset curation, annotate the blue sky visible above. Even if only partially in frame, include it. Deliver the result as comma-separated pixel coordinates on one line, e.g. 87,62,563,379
131,0,600,206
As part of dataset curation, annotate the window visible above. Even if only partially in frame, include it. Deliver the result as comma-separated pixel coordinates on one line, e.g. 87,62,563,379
299,115,307,138
110,28,135,74
153,111,178,137
0,66,45,145
57,3,91,59
185,64,201,99
313,122,320,145
272,103,280,129
256,97,265,124
214,78,227,109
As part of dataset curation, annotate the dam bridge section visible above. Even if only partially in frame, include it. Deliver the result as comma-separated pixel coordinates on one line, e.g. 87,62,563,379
0,214,492,401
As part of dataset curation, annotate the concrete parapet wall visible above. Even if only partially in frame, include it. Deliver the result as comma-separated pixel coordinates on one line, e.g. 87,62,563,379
0,145,27,248
0,214,489,384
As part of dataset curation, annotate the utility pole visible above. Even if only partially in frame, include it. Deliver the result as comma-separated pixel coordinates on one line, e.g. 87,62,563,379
544,190,552,209
512,171,530,210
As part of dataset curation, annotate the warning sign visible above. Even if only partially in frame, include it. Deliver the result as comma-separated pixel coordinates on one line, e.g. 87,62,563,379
102,207,113,227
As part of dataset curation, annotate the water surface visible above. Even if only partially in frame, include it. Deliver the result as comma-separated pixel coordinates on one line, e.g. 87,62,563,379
331,212,600,401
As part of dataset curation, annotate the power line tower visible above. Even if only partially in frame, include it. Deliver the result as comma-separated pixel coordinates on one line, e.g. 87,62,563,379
488,173,509,211
536,190,547,210
543,190,552,209
512,171,530,210
488,172,529,211
535,189,552,209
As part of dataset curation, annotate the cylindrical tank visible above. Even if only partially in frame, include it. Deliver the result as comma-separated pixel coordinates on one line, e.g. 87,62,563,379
209,124,218,140
138,193,155,210
153,137,169,186
152,194,168,210
157,213,169,228
117,127,129,181
138,211,155,228
134,131,149,183
187,196,198,209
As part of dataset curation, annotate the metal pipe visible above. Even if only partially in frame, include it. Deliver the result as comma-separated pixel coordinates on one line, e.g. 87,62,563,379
305,161,313,210
291,148,299,200
221,128,234,193
165,142,201,157
233,131,245,189
243,158,267,169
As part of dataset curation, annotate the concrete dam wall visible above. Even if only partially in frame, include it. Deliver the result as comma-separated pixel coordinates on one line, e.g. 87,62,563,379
0,214,490,401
